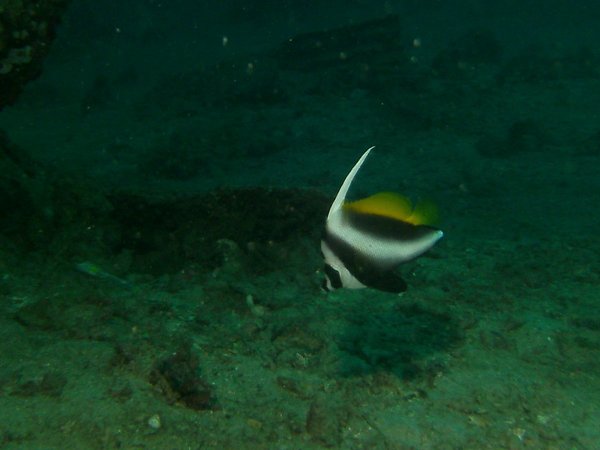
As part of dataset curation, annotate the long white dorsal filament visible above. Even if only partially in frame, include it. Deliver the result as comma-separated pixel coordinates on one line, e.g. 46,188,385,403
327,146,374,220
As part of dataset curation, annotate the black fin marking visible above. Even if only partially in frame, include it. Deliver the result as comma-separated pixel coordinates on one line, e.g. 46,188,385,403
361,270,407,293
323,263,342,290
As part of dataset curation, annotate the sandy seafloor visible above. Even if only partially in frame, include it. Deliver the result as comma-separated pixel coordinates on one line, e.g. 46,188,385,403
1,1,600,449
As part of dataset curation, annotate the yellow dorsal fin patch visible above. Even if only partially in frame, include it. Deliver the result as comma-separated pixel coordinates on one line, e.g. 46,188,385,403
343,192,439,226
410,198,440,226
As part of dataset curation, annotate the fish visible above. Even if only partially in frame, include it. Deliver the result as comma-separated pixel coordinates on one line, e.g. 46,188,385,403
321,146,443,293
75,261,132,289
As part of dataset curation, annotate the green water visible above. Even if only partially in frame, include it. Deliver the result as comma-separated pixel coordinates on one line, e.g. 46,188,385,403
1,1,599,448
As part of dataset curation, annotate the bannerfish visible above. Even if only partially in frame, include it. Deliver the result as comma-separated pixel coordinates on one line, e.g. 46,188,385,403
321,146,443,293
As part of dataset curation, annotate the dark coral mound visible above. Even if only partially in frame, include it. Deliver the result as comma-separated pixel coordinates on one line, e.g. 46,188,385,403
108,188,330,275
0,0,72,109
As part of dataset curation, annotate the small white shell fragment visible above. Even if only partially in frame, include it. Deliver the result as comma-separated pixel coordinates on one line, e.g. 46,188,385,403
246,294,266,317
147,414,161,430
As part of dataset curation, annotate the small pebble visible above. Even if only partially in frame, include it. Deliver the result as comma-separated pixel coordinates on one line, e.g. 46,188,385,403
147,414,161,430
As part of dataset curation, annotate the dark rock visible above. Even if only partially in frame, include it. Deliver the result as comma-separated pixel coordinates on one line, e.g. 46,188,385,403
107,187,329,275
108,383,134,403
305,397,342,447
1,129,116,253
149,342,216,411
13,297,60,331
13,371,67,398
0,0,72,109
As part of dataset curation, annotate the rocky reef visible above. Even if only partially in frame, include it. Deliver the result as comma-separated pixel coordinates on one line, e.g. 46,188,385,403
0,0,71,109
